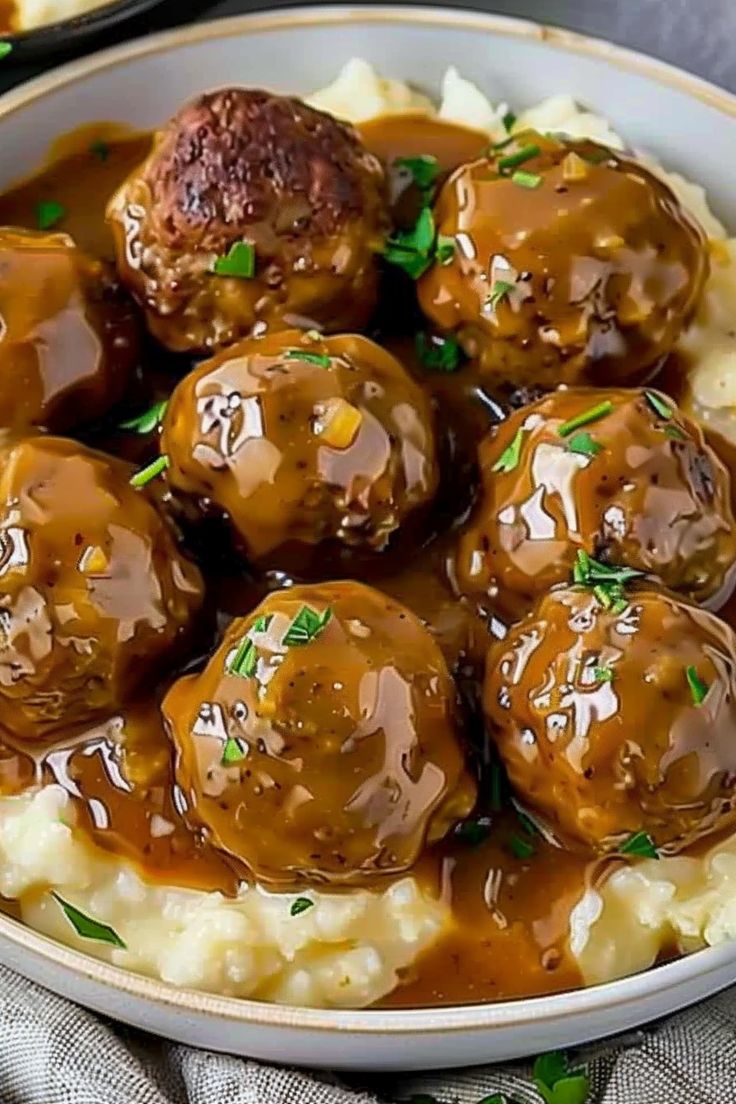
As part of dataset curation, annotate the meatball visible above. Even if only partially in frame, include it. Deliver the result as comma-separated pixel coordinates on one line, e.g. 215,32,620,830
107,88,389,353
485,585,736,854
0,436,204,740
162,581,476,885
418,131,708,390
452,388,736,618
0,228,139,431
160,329,439,561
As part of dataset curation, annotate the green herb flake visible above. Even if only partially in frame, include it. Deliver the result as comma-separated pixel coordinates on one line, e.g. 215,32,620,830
533,1050,590,1104
454,818,491,847
686,664,708,706
395,154,440,192
119,398,168,435
221,737,246,765
593,665,614,682
129,454,169,488
211,240,256,279
435,234,455,265
511,169,542,189
284,349,331,368
89,139,110,162
492,427,525,474
383,206,437,279
290,897,314,917
498,142,540,172
0,42,13,60
665,424,688,441
644,390,673,420
558,400,613,438
508,833,535,860
52,893,126,948
283,605,332,647
36,200,66,231
487,279,515,311
227,636,258,679
619,831,659,860
572,549,643,613
415,332,463,373
502,110,517,133
566,431,603,458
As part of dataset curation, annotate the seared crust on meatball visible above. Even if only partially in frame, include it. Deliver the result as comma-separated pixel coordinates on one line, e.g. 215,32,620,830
485,585,736,854
418,131,708,390
160,328,440,561
452,388,736,619
0,228,139,431
107,89,389,353
0,436,204,740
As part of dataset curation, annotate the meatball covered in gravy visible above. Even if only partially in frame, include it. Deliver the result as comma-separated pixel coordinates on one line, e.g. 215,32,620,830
107,88,389,353
0,436,204,740
485,585,736,854
163,581,477,885
0,228,139,431
161,329,439,561
453,388,736,618
418,132,708,389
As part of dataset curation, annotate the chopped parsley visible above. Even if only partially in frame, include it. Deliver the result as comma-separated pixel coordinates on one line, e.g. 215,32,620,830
383,206,437,278
593,665,614,682
557,400,613,438
36,200,66,231
395,153,440,192
665,424,688,441
644,390,673,420
572,549,643,613
435,234,455,265
502,110,517,133
511,169,542,189
129,454,169,488
415,332,463,373
498,143,540,172
619,831,659,860
492,427,525,474
282,605,332,646
227,614,273,679
290,897,314,917
285,349,331,368
686,664,708,706
533,1051,590,1104
89,139,110,162
487,279,515,311
119,399,168,434
454,818,491,847
52,893,126,948
509,833,534,860
211,240,255,279
0,42,12,59
221,737,246,765
566,431,603,458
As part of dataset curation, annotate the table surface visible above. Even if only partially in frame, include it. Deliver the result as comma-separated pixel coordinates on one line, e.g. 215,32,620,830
1,0,736,96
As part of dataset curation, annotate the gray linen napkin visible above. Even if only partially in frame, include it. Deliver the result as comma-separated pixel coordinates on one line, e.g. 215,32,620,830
1,962,735,1104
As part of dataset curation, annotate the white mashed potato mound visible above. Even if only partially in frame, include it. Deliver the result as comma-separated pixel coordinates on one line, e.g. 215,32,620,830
0,786,447,1008
13,0,105,31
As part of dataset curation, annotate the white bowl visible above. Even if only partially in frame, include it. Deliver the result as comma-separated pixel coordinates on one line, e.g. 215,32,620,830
2,3,736,1072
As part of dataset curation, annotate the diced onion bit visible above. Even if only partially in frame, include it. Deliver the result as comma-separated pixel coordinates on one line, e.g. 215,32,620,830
561,151,591,183
79,545,110,575
315,398,363,449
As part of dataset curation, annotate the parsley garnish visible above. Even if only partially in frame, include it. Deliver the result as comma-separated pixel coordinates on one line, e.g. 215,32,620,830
0,42,12,59
619,831,659,860
498,143,540,172
492,427,525,474
454,818,491,846
557,401,613,438
37,200,65,231
395,154,440,193
512,169,542,189
129,454,169,488
383,206,436,278
283,605,332,646
487,279,515,311
415,332,463,373
502,110,516,133
509,834,534,860
89,139,110,162
572,549,643,613
211,241,255,279
290,897,314,917
227,614,272,679
566,431,603,458
285,349,331,368
435,234,455,265
52,893,126,948
119,399,168,435
665,424,688,441
221,737,246,765
686,664,708,706
644,390,673,420
533,1051,590,1104
593,665,614,682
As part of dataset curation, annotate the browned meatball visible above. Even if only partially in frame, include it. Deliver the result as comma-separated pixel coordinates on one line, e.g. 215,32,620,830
107,89,389,353
0,228,139,430
452,388,736,619
418,132,708,390
0,436,204,741
485,584,736,855
162,581,476,885
160,329,439,561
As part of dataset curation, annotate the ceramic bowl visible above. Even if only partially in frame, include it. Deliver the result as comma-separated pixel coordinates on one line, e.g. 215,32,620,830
0,0,166,60
1,4,736,1072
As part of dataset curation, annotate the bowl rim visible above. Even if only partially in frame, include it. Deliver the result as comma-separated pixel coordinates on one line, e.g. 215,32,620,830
0,0,165,46
2,2,736,1035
